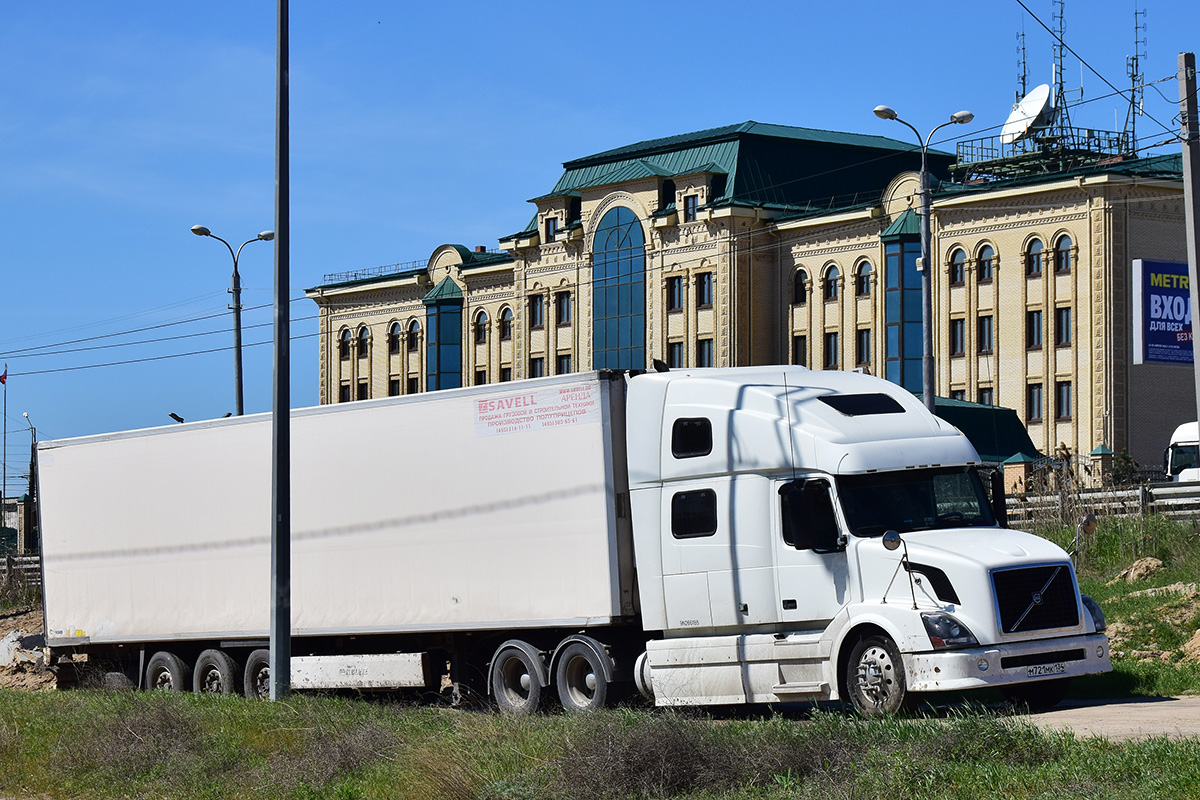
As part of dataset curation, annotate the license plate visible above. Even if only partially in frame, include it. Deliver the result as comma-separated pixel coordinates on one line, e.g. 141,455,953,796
1027,663,1066,677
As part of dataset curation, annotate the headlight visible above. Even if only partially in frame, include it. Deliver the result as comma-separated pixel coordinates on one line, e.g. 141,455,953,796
1081,594,1106,632
921,612,979,649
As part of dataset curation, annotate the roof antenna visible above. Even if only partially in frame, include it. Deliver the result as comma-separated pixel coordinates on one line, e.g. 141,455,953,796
652,358,670,373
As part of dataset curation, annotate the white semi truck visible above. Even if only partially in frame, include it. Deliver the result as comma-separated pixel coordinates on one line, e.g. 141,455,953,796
1164,422,1200,482
36,366,1110,715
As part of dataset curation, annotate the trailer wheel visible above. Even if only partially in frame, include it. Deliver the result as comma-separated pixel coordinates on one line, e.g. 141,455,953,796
243,649,271,700
1003,677,1070,710
555,642,609,712
490,644,545,715
145,651,191,692
845,635,911,717
193,649,240,695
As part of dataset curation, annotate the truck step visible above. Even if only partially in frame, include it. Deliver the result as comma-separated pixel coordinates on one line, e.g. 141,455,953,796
772,681,829,695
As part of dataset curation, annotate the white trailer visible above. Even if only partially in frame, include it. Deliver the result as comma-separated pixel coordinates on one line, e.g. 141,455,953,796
37,367,1110,715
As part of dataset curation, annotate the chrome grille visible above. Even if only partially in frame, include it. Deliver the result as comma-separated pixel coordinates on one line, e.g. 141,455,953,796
993,564,1079,633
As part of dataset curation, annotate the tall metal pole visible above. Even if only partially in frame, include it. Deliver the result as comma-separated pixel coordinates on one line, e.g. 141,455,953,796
270,0,292,701
1179,53,1200,431
918,144,935,415
231,264,244,417
872,106,974,413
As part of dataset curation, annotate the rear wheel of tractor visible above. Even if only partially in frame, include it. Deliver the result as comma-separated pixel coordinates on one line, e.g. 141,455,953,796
1003,677,1071,710
193,649,240,695
243,649,271,700
845,635,912,717
145,651,191,692
490,643,545,715
555,642,610,712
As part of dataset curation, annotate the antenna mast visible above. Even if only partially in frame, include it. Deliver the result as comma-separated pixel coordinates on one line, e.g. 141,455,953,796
1051,0,1073,134
1016,29,1028,103
1123,7,1147,155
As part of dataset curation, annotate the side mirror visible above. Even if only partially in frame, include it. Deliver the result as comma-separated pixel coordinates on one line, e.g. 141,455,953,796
882,530,902,551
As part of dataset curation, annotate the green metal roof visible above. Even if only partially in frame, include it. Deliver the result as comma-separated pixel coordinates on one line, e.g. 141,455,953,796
881,208,920,239
919,395,1043,463
422,277,463,304
567,121,937,167
1090,444,1114,456
528,120,954,228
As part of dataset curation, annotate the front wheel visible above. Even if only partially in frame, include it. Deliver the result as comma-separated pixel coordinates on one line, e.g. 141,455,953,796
845,635,912,717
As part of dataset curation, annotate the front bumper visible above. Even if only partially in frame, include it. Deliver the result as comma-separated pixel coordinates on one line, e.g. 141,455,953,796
905,633,1110,692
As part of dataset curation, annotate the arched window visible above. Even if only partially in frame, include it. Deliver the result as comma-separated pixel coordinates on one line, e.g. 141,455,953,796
977,245,995,282
1025,239,1044,277
474,310,489,345
388,322,402,354
407,319,421,352
855,261,873,297
949,249,966,285
793,269,808,305
591,206,646,370
338,329,352,360
1054,235,1073,273
823,265,840,302
499,307,514,341
357,326,370,359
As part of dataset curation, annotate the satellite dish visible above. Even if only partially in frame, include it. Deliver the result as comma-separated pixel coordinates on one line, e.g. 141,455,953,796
1001,83,1055,144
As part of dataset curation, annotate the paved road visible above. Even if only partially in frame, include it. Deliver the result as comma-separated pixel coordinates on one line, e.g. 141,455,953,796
1020,696,1200,741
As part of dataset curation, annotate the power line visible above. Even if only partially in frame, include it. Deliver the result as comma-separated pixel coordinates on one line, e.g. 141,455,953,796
0,296,310,360
11,331,322,378
5,314,318,361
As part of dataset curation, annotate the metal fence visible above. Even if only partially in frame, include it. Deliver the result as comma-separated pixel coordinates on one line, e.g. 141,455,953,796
1005,480,1200,529
1,554,40,588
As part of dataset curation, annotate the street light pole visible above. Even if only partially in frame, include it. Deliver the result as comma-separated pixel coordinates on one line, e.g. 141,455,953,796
873,106,974,414
22,412,35,554
190,226,275,416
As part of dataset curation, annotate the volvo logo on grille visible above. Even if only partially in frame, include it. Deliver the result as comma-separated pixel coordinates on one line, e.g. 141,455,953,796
1008,566,1061,633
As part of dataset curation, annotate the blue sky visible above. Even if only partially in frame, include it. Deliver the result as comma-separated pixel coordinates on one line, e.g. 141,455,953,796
0,0,1194,492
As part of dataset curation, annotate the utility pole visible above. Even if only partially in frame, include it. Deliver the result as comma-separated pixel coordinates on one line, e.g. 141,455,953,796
270,0,292,701
1180,53,1200,430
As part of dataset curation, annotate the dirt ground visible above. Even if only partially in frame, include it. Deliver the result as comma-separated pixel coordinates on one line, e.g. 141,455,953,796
0,603,55,691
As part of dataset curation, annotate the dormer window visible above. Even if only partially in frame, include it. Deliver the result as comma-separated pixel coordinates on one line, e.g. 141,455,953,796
683,195,699,223
544,216,557,243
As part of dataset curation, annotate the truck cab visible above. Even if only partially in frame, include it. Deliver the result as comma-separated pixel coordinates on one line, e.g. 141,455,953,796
1165,422,1200,482
624,366,1110,715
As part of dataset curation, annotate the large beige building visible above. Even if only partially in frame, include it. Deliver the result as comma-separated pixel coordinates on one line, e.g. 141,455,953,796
306,121,1188,467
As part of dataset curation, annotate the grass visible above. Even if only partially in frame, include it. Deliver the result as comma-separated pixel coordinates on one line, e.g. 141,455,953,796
1026,513,1200,699
2,513,1198,797
1,692,1199,800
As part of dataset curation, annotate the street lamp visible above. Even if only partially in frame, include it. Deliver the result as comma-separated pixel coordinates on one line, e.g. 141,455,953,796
873,105,974,414
191,226,275,416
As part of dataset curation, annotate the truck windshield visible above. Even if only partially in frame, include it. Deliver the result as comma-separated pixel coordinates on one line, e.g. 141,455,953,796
837,467,995,536
1169,444,1199,476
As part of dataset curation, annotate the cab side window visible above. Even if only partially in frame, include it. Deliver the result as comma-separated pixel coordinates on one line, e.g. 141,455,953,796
672,489,717,538
671,418,712,458
779,479,841,552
